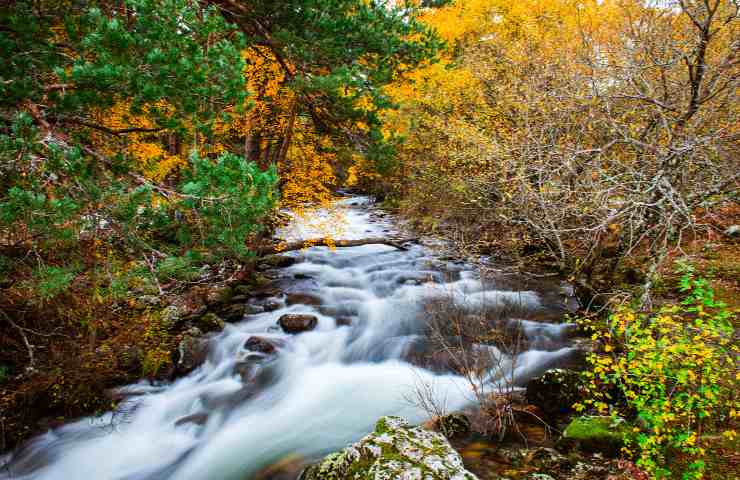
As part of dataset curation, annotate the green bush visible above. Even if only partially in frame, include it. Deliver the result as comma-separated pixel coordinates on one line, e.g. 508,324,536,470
578,264,738,479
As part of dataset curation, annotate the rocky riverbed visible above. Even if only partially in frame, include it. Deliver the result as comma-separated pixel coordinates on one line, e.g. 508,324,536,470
1,196,624,480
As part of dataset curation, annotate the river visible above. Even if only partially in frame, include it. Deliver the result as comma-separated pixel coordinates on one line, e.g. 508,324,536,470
1,196,578,479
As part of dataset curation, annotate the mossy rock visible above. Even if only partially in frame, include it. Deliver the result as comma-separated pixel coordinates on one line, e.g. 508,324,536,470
435,413,472,438
205,285,233,305
300,416,479,480
260,254,296,269
196,312,225,332
525,369,582,417
558,416,629,457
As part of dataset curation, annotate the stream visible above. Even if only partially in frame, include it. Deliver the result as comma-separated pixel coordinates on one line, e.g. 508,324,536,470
1,196,580,480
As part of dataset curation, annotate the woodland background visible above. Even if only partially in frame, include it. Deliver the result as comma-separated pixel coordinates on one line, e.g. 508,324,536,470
0,1,738,478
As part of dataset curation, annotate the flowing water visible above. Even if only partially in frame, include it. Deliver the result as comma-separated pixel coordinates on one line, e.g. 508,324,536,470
1,196,579,480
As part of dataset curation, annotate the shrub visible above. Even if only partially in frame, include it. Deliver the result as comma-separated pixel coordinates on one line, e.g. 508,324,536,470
578,264,738,479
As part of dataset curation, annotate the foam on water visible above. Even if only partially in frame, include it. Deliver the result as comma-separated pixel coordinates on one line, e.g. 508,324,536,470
1,196,576,480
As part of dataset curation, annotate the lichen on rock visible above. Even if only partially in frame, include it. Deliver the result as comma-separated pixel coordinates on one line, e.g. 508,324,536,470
300,416,479,480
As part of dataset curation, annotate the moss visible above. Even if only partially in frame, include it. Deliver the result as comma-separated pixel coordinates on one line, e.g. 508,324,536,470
560,416,630,457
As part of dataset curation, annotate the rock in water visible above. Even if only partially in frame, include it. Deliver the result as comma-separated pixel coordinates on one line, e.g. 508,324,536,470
175,327,207,375
244,336,281,354
300,416,479,480
285,292,323,306
278,314,318,333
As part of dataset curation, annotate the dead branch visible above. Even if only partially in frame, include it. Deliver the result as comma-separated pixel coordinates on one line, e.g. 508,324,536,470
0,310,35,373
256,237,417,255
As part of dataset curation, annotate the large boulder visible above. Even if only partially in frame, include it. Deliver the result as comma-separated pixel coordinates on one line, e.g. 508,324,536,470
278,314,318,333
558,416,630,457
300,416,479,480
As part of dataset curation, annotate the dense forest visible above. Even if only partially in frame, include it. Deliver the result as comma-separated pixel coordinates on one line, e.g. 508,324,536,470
0,1,738,479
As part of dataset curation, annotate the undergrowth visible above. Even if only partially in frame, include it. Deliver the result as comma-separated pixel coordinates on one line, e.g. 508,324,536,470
577,263,739,479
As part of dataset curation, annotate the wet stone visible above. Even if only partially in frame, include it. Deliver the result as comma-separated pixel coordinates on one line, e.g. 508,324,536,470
220,304,247,323
262,300,282,312
175,412,209,427
175,327,207,375
278,314,318,334
285,292,323,306
335,317,353,327
244,336,281,354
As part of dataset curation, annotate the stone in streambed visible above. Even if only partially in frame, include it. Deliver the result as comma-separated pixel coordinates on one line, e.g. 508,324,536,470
220,304,247,323
335,317,353,327
244,336,282,355
174,412,209,427
300,416,478,480
262,299,281,311
174,327,207,375
278,314,318,333
285,292,323,306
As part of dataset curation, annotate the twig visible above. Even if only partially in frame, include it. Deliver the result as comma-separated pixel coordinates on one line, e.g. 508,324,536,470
0,310,35,373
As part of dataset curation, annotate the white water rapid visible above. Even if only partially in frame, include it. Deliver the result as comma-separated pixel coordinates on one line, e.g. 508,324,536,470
1,196,579,480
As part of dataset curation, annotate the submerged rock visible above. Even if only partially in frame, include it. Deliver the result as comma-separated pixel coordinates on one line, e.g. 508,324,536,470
278,314,318,333
300,416,479,480
174,412,209,427
286,292,323,306
558,416,629,456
